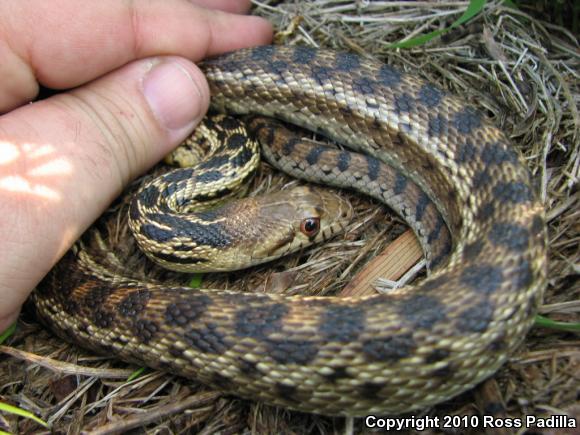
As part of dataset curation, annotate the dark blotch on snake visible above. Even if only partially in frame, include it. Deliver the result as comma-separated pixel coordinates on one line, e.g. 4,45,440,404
531,214,545,234
84,285,114,307
128,200,141,223
456,299,494,333
235,303,288,339
493,181,533,204
311,65,333,86
489,222,530,251
461,264,503,295
365,155,380,181
198,154,230,170
226,132,247,149
320,305,366,343
193,187,232,203
211,373,234,389
419,83,443,108
351,76,377,95
456,141,477,163
306,146,326,165
420,275,447,292
133,319,159,344
337,151,351,172
432,364,454,379
39,251,82,298
118,289,151,317
378,64,402,86
183,324,231,355
229,144,254,168
340,105,355,115
393,172,408,195
168,346,184,358
398,294,447,329
282,137,302,156
415,191,430,222
162,168,194,183
140,224,171,243
476,202,495,223
453,107,481,134
195,208,222,222
275,383,299,402
250,45,275,61
464,240,484,261
196,170,224,184
512,260,534,289
335,52,360,71
92,308,115,329
425,348,450,364
357,382,384,400
482,141,519,166
164,295,212,326
149,213,232,248
362,333,416,362
264,338,319,365
322,366,352,382
431,241,452,269
62,299,79,315
238,358,259,376
217,115,242,130
472,169,492,190
427,215,445,244
428,114,448,137
394,93,415,114
162,182,178,198
292,46,317,64
139,185,160,208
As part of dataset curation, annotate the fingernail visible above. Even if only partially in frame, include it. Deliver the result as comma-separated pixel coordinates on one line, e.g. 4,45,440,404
143,60,204,136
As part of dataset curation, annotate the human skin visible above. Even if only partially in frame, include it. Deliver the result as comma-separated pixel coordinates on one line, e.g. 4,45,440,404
0,0,273,333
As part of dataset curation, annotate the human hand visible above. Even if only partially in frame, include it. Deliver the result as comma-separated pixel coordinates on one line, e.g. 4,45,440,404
0,0,272,333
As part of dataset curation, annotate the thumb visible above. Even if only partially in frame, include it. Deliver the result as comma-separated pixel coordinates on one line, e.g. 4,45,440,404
0,56,208,331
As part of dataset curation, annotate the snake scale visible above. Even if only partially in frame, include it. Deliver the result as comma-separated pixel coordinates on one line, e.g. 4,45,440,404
33,45,547,416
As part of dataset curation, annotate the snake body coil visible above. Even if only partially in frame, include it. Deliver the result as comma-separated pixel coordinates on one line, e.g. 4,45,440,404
34,46,547,416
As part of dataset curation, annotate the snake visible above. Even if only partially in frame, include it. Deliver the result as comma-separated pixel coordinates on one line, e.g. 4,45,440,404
33,45,547,416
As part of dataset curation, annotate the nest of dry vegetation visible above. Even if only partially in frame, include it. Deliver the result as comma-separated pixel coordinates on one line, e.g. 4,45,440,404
1,1,578,434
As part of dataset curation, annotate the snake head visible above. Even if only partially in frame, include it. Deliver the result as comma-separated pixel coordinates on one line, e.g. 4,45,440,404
249,186,353,262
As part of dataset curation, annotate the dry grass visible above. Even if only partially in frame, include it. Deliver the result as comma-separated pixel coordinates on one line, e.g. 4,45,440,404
1,1,578,433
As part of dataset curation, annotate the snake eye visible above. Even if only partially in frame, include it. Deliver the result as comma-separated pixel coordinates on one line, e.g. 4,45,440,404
300,217,320,237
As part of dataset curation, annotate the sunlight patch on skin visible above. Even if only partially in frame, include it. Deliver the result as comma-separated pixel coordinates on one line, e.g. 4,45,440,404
0,140,72,200
0,141,20,165
0,174,62,200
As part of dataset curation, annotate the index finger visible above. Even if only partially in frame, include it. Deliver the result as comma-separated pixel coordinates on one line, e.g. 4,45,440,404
0,0,272,111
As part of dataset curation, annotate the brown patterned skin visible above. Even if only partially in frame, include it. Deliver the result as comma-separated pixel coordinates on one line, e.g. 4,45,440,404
33,45,547,416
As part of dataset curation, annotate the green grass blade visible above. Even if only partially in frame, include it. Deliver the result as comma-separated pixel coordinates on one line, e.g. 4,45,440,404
535,315,580,332
126,366,148,382
188,274,204,289
0,323,16,345
389,0,487,48
0,402,48,429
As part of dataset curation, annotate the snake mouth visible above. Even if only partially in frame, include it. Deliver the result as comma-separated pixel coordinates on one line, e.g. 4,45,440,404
257,230,296,259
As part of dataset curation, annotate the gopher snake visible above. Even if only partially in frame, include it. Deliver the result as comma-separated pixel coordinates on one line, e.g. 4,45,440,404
33,45,547,416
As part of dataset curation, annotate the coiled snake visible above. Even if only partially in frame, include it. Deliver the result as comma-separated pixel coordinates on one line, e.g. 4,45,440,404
34,45,547,416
